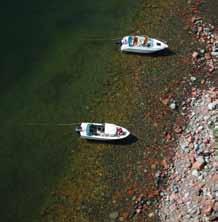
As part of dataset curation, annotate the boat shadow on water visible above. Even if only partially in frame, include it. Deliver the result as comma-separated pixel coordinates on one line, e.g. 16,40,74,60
123,48,175,57
87,134,138,146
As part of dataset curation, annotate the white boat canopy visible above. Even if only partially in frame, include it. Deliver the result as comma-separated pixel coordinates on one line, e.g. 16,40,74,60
104,124,117,136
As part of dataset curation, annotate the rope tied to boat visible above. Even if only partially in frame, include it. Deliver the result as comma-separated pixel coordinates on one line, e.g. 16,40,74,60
24,122,80,126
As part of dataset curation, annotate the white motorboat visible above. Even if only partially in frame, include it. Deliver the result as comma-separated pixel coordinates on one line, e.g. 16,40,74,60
120,35,168,54
75,122,130,141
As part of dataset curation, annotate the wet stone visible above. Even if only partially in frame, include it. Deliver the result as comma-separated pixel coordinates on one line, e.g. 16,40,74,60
146,200,152,206
192,169,199,177
119,217,124,222
109,211,119,220
169,102,177,110
192,51,199,59
148,212,154,218
172,184,179,193
191,76,197,82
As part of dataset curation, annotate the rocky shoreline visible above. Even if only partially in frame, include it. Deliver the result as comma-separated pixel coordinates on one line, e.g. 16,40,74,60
158,0,218,221
159,88,217,221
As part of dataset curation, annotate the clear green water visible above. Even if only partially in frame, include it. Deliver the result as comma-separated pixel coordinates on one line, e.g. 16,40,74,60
0,1,140,221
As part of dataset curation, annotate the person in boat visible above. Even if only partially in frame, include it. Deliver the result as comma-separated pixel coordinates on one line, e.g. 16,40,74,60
95,125,104,136
143,36,148,45
117,127,124,135
133,36,138,46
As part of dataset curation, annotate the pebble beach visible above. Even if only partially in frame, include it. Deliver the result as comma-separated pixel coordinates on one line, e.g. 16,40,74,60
159,0,218,221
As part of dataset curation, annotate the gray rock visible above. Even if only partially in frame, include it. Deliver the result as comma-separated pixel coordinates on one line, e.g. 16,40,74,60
160,192,165,197
148,212,154,218
191,76,197,82
192,169,199,177
192,26,198,34
181,144,190,153
109,211,119,220
196,156,205,165
204,27,210,34
198,174,204,180
146,200,152,206
173,184,179,193
200,48,205,54
208,102,216,110
155,170,161,178
169,102,176,110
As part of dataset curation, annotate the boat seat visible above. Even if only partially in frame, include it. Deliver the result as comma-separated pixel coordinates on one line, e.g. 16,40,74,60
128,36,133,46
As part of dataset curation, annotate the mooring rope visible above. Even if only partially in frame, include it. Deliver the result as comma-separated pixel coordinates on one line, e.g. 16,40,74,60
24,122,80,126
79,36,121,41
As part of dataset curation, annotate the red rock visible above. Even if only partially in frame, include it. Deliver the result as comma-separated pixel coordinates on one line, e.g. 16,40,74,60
127,189,134,196
165,132,172,141
203,138,210,144
187,135,194,143
205,52,211,60
175,175,182,182
160,97,170,106
174,126,183,134
191,88,197,97
198,26,203,33
192,51,199,59
209,65,215,73
170,193,178,201
202,199,215,216
211,174,218,182
192,160,204,170
214,202,218,212
161,159,169,169
189,142,194,149
136,209,141,214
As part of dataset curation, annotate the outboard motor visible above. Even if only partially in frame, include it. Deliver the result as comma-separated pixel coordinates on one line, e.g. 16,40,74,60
75,126,82,134
115,39,122,45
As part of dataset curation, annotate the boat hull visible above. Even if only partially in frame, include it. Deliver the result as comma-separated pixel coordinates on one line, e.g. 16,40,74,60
77,122,130,141
121,46,166,54
120,35,168,54
80,133,130,141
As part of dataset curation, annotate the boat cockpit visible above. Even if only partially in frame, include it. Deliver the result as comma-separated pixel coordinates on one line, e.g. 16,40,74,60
88,124,105,136
128,36,153,47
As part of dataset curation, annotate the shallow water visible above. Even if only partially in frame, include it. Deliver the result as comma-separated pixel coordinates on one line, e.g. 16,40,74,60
0,1,140,221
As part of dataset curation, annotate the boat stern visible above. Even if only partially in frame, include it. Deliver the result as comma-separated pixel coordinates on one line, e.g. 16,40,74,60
75,122,89,136
75,125,82,133
120,36,130,51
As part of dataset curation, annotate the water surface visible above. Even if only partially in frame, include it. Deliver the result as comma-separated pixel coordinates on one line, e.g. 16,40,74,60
0,1,139,221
